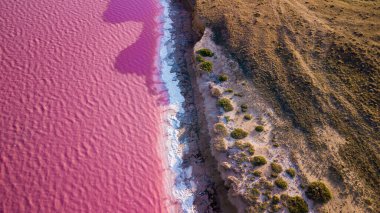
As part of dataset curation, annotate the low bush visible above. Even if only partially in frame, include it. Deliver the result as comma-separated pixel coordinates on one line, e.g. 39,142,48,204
271,173,279,178
252,156,267,166
241,104,248,112
244,188,260,204
286,168,296,178
224,116,231,122
196,55,204,62
200,61,213,72
275,178,288,190
305,181,332,203
197,48,214,57
234,140,245,149
234,93,244,97
225,88,233,93
255,125,264,132
214,123,227,136
218,74,228,82
252,170,262,177
210,87,221,97
230,128,248,139
235,141,255,155
247,145,255,155
213,138,228,152
272,195,280,204
287,196,309,213
217,98,234,112
244,114,252,120
271,163,283,174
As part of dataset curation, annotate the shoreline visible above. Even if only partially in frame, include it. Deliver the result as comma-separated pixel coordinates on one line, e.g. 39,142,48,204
157,0,197,211
157,0,234,212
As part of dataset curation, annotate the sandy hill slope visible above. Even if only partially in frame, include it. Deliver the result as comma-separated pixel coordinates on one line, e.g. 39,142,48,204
192,0,379,211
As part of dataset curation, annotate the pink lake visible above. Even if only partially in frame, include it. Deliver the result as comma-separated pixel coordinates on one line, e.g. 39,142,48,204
0,0,174,212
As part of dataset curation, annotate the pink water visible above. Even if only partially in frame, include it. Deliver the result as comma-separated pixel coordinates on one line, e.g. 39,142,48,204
0,0,173,212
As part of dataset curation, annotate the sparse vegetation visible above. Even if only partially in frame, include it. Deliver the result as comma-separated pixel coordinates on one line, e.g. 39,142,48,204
255,126,264,132
195,55,204,62
253,170,262,177
244,187,260,204
214,123,227,136
235,141,254,155
240,104,248,112
210,87,221,97
287,196,309,213
230,128,248,139
252,156,267,166
225,88,233,93
213,138,228,152
199,61,213,72
196,0,380,209
224,116,231,122
244,114,252,120
286,168,296,178
271,163,283,174
197,48,214,57
306,181,332,203
218,74,228,82
217,98,234,112
275,178,288,190
272,195,280,204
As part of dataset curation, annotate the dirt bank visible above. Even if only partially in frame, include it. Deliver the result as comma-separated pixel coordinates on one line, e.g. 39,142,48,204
186,0,379,212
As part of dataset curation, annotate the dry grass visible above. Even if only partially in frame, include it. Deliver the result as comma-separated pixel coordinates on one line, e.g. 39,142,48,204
194,0,379,211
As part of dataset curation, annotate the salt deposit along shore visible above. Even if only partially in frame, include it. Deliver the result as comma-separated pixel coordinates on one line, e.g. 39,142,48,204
158,1,232,212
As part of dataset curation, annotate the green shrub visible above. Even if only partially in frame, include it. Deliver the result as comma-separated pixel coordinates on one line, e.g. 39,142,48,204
234,140,245,149
225,88,233,93
224,116,231,122
217,98,234,112
197,48,214,57
218,74,228,82
244,114,252,120
230,128,248,139
305,181,332,203
247,145,255,155
252,156,267,166
271,163,283,174
271,172,279,178
200,61,213,72
213,138,227,152
241,104,248,112
275,178,288,190
245,188,260,204
235,141,254,155
214,123,227,136
287,196,309,213
255,125,264,132
273,143,280,148
286,168,296,178
251,187,260,196
272,195,280,204
196,55,204,62
253,170,262,177
210,87,221,97
271,204,282,212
